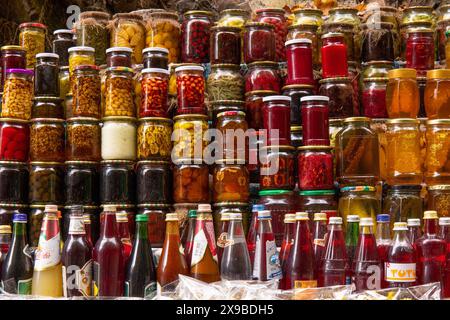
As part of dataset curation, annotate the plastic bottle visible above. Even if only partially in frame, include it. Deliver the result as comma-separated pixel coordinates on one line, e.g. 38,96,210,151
247,204,264,268
216,212,230,268
376,214,391,289
407,218,422,245
439,217,450,298
279,213,296,270
312,212,327,278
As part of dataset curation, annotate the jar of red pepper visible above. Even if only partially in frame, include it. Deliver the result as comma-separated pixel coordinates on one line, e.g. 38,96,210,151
362,77,389,118
0,118,29,162
181,11,213,63
285,38,314,86
245,61,281,92
140,67,169,118
175,64,206,115
260,145,296,191
243,22,276,64
262,95,291,146
210,26,241,65
0,46,26,91
405,28,435,77
245,90,276,130
321,32,348,79
255,8,288,62
297,145,334,191
142,47,169,69
300,95,330,146
282,84,315,126
106,47,133,68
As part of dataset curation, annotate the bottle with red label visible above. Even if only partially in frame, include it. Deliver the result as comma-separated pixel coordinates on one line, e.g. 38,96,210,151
182,209,197,267
247,204,264,268
279,213,296,271
439,217,450,298
312,212,328,278
415,211,446,285
216,212,230,268
386,222,417,288
407,218,422,245
376,214,391,289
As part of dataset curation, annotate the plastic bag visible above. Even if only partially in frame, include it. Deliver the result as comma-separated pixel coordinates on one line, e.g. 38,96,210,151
346,282,442,300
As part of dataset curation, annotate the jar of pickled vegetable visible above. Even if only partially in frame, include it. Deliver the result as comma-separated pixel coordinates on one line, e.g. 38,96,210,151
65,161,98,205
175,65,206,115
1,68,33,120
101,117,137,161
210,26,241,65
384,185,423,223
142,47,169,69
140,68,169,118
137,117,172,161
106,47,132,68
321,32,348,78
207,64,244,101
400,21,433,61
301,95,330,146
137,203,171,247
287,24,319,67
172,114,208,161
217,9,250,29
0,46,26,90
213,159,249,202
285,39,314,86
427,185,450,217
298,189,337,221
34,53,60,96
338,186,380,230
29,162,64,204
173,159,209,203
318,77,356,118
328,7,360,25
68,46,96,80
146,12,181,63
216,111,248,159
245,91,276,130
386,118,422,185
100,160,136,204
32,96,64,119
262,95,291,146
361,23,395,63
0,161,28,203
292,8,323,28
255,8,288,62
30,118,65,162
405,28,435,76
260,145,296,190
401,6,435,26
362,77,389,118
298,145,334,190
386,68,420,118
52,29,74,66
424,69,450,119
19,22,46,69
136,161,172,204
66,117,101,161
211,100,245,127
425,119,450,185
322,22,355,62
291,126,303,149
181,11,213,63
243,22,276,64
213,202,251,237
0,118,29,162
245,61,281,93
329,118,343,148
282,84,315,126
104,67,135,117
72,64,101,118
0,204,28,228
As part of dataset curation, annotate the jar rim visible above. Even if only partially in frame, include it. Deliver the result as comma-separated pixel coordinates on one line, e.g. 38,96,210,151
262,95,291,103
1,45,25,51
36,53,59,59
292,8,323,15
0,160,27,165
31,118,65,123
138,117,172,123
214,159,247,164
0,118,29,124
173,158,205,165
282,84,315,91
173,114,208,121
287,23,318,30
216,111,246,118
285,38,312,46
387,68,417,79
66,117,100,123
363,77,388,82
388,185,422,191
321,32,344,39
5,68,33,75
100,160,135,164
30,161,64,166
245,90,278,97
290,126,302,131
260,145,296,151
136,160,170,165
210,25,242,32
141,67,169,75
210,100,245,106
213,202,249,206
340,186,376,192
68,46,95,53
255,7,286,14
244,22,275,29
64,205,98,209
102,116,137,122
259,190,294,196
0,203,28,208
299,190,336,196
426,119,450,125
142,47,169,54
137,203,172,208
175,65,204,72
106,66,134,73
19,22,47,29
386,118,420,124
184,10,214,16
329,7,358,14
33,96,64,102
343,117,371,123
297,145,333,151
53,29,74,35
428,185,450,191
247,61,279,68
106,47,133,54
65,161,98,165
319,77,351,84
300,95,330,103
426,69,450,79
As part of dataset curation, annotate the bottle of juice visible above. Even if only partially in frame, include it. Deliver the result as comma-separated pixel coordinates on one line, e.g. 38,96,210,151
312,212,328,277
247,204,265,268
345,215,360,281
182,209,197,267
407,218,422,244
376,214,391,289
83,214,93,249
353,217,382,291
318,217,349,287
220,213,252,280
415,211,446,285
283,212,316,290
439,217,450,298
386,222,417,288
253,210,282,281
0,225,11,279
279,213,296,271
216,212,230,268
32,204,63,297
116,211,132,265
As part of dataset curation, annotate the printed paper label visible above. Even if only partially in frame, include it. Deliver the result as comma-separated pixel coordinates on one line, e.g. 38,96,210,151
313,238,325,247
17,278,32,295
265,240,282,280
385,262,416,282
144,281,157,299
190,229,208,267
33,232,61,271
294,280,318,289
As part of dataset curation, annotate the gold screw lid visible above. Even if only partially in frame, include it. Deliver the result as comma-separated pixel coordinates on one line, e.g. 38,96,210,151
343,117,371,123
386,118,420,125
426,69,450,79
387,68,417,79
0,225,12,234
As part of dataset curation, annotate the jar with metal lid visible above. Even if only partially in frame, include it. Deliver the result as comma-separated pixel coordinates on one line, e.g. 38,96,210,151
62,205,99,242
216,111,248,159
140,68,169,118
243,22,276,64
34,53,60,96
68,46,96,79
291,126,303,149
52,29,74,66
427,185,450,217
322,22,355,62
181,11,213,63
217,9,250,29
384,185,423,223
30,118,65,162
104,67,135,117
72,64,101,118
100,160,135,204
360,22,395,63
318,77,356,118
65,161,98,205
213,159,249,203
245,91,276,130
0,161,28,203
210,26,241,65
328,7,360,25
401,6,436,26
0,118,29,162
0,46,26,90
211,100,245,127
1,68,34,120
386,118,422,185
175,65,206,115
137,203,171,248
65,93,73,119
362,78,389,118
137,117,172,161
260,146,295,190
338,186,380,230
66,117,101,161
172,114,208,161
245,61,281,93
437,19,450,64
213,202,251,237
386,68,420,118
282,84,315,126
29,204,64,248
301,95,330,146
361,61,394,82
298,146,334,190
425,119,450,185
424,69,450,119
262,95,292,146
207,64,244,102
400,21,433,61
405,28,435,76
104,47,132,69
292,8,323,28
110,13,145,64
136,161,171,204
285,39,314,86
321,32,348,79
255,8,288,62
18,22,46,69
101,116,137,160
173,159,209,203
0,204,28,227
142,47,169,69
146,11,181,63
287,24,319,67
298,189,338,221
29,162,64,204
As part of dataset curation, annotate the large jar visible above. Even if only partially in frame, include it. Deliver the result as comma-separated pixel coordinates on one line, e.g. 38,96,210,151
207,64,244,101
424,69,450,119
321,32,348,79
146,11,181,63
1,69,33,120
338,186,380,230
181,11,213,63
0,162,28,203
322,22,355,62
68,46,95,79
297,146,334,191
213,202,251,237
405,28,435,76
30,118,65,162
0,118,29,162
0,204,28,228
243,22,276,64
137,117,172,161
216,111,248,159
52,29,75,66
301,95,330,146
360,23,395,63
425,119,450,185
0,46,26,90
427,185,450,217
66,117,101,161
318,77,356,118
32,96,64,119
136,161,172,204
29,162,64,204
142,47,169,70
386,118,422,185
245,61,281,93
386,68,420,118
262,95,291,146
172,114,208,161
137,203,171,248
245,90,276,130
383,185,423,223
210,26,241,65
106,47,132,68
213,160,249,202
34,53,60,96
255,8,288,62
72,64,101,119
282,84,314,126
287,24,319,67
173,159,209,203
65,161,98,205
211,100,245,127
19,22,46,69
140,68,170,118
104,67,135,117
175,65,206,115
285,39,314,86
101,117,137,160
260,146,296,190
100,160,136,204
362,78,389,118
110,13,146,64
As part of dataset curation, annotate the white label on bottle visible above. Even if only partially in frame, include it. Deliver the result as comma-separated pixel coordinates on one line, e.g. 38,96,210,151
33,233,61,271
266,240,282,280
68,218,85,235
252,235,262,279
190,229,208,267
76,259,92,297
385,262,416,282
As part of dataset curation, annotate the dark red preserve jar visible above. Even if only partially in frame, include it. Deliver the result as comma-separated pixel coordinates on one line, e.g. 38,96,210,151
1,46,27,91
321,32,348,79
210,26,241,65
297,145,334,190
245,90,276,130
106,47,133,68
405,28,435,77
243,22,276,64
175,64,206,115
0,118,30,162
300,95,330,146
262,95,291,146
255,8,288,62
181,11,213,63
285,38,314,86
245,61,281,93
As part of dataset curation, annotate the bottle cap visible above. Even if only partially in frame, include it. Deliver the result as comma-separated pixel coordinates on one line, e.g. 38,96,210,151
13,213,27,223
314,212,327,221
252,204,265,212
407,218,421,227
360,218,373,227
423,210,438,220
197,204,212,213
166,213,179,221
36,52,59,59
258,210,271,219
229,213,242,220
103,205,117,212
377,214,390,222
295,212,309,220
329,217,342,225
188,210,197,218
116,212,128,222
106,46,133,54
347,215,360,223
136,214,148,222
142,47,169,55
300,95,330,103
439,217,450,226
262,95,291,103
0,225,11,234
221,212,231,221
44,204,58,213
393,222,408,230
284,213,296,223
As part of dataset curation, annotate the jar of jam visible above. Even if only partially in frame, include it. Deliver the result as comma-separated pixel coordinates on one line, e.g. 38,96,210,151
292,8,323,28
34,53,60,97
255,8,288,62
386,118,422,185
52,29,75,66
213,159,249,202
68,46,96,79
104,67,135,117
137,203,171,248
260,145,295,190
386,68,420,118
424,69,450,119
211,100,245,127
427,185,450,217
338,186,380,230
181,11,213,63
1,68,34,120
262,95,291,146
321,32,348,79
75,12,110,65
0,204,28,227
0,46,26,90
19,22,46,69
146,11,181,64
245,91,276,130
172,114,208,161
291,126,303,149
207,64,244,102
297,146,334,191
100,160,135,204
210,26,241,65
301,95,330,146
384,185,423,223
65,161,98,205
66,117,101,161
101,117,137,161
362,78,389,118
175,65,206,115
136,161,172,204
298,189,337,221
287,24,319,67
245,61,281,93
30,118,65,162
72,64,101,118
285,39,314,86
425,119,450,185
405,28,435,77
213,202,251,237
140,68,169,118
32,96,64,119
282,84,315,126
0,161,28,203
243,22,276,64
105,47,132,68
400,21,433,61
29,162,65,204
361,23,395,63
142,47,169,69
318,77,356,118
0,118,29,162
137,117,172,161
216,111,248,159
322,22,355,62
173,159,209,203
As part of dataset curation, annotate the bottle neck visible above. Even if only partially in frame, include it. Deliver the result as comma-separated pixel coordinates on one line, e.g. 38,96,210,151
68,216,86,236
101,212,119,238
166,220,180,237
360,225,374,235
345,222,359,244
376,222,391,241
117,221,131,238
13,221,27,237
424,219,438,235
229,219,245,238
393,230,409,243
136,221,148,240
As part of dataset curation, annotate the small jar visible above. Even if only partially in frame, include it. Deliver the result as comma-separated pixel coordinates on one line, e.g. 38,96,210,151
142,47,169,69
105,47,132,68
245,61,281,93
146,11,181,63
297,146,334,190
424,69,450,119
362,78,389,118
282,84,315,126
29,162,65,204
210,26,241,65
322,22,355,62
321,32,348,79
386,68,420,118
175,65,206,115
285,39,314,86
0,46,26,90
137,203,171,248
425,119,450,185
427,185,450,217
68,46,96,79
298,189,337,222
110,13,146,64
137,117,172,161
52,29,75,66
1,68,34,120
30,118,65,162
181,11,213,63
360,23,395,63
255,8,288,62
318,77,356,118
384,185,423,223
173,159,209,203
140,68,169,118
292,8,323,28
65,161,98,205
101,117,137,161
104,67,135,117
18,22,46,69
301,95,330,146
243,22,276,64
136,161,172,204
260,145,296,190
66,117,101,161
207,64,244,101
32,96,64,119
213,160,249,202
72,64,101,118
338,186,380,230
172,114,208,161
386,118,422,185
245,90,276,130
100,160,136,204
405,28,435,76
262,95,291,146
287,24,319,67
0,161,28,203
213,202,251,237
216,111,248,159
211,100,245,127
291,126,303,149
34,53,60,96
0,204,28,228
0,118,29,162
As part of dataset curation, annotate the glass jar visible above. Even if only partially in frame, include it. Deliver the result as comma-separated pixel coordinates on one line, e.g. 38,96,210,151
437,19,450,64
386,118,422,185
207,64,244,102
68,46,96,79
424,69,450,119
427,185,450,217
66,117,101,161
101,117,136,161
301,95,330,146
329,7,359,24
243,22,276,64
361,61,394,81
175,65,206,115
245,90,276,130
297,146,334,190
137,117,172,161
34,53,60,96
136,161,172,204
213,160,249,202
210,26,241,65
318,77,356,118
329,118,343,149
292,9,323,28
52,29,75,66
213,202,251,237
217,9,250,29
75,11,110,65
105,47,132,68
1,69,34,120
146,12,181,63
0,46,26,90
335,117,380,186
32,96,63,119
362,77,389,118
255,8,288,62
71,64,101,118
216,111,248,159
18,22,46,69
173,159,209,203
418,76,427,118
100,160,136,204
285,39,314,86
59,66,70,106
29,162,64,204
360,22,395,63
401,6,435,26
137,203,171,248
262,95,291,146
110,13,145,64
30,118,65,162
245,61,281,93
0,161,28,203
104,67,135,117
287,24,319,67
211,100,245,127
282,84,315,126
291,126,303,149
405,28,435,76
384,185,423,223
386,68,420,118
0,204,28,228
321,32,348,78
260,146,296,190
0,118,29,162
181,11,213,63
425,119,450,185
338,186,380,230
65,161,98,205
439,4,450,21
322,22,355,62
172,114,208,161
142,47,169,70
298,189,337,222
139,68,169,118
65,93,73,119
400,21,433,61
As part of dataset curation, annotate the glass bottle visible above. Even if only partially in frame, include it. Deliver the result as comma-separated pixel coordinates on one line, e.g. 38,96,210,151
116,211,132,264
83,214,93,248
440,217,450,298
181,210,196,268
407,218,423,248
247,204,264,268
312,212,328,278
279,214,296,271
216,212,230,267
0,225,11,275
345,215,360,270
376,214,391,289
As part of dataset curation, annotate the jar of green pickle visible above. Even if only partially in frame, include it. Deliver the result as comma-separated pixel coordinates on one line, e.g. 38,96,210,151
338,186,380,230
217,9,250,29
427,185,450,217
328,7,360,26
401,6,436,26
292,9,324,30
68,46,96,79
383,185,423,225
